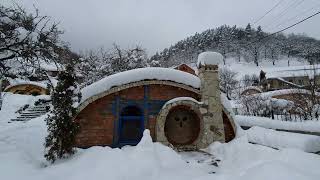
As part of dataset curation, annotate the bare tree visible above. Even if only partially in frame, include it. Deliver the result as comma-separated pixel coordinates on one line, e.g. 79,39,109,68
220,67,238,100
0,4,69,109
241,74,259,87
77,48,112,86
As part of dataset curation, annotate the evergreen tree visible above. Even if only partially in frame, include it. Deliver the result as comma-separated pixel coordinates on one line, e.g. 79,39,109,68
44,62,81,163
151,24,320,67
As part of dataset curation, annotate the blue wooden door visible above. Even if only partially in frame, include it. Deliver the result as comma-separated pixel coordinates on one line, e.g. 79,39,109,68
118,106,144,146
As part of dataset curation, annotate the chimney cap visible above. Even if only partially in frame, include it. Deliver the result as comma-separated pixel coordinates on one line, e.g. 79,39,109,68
197,52,223,68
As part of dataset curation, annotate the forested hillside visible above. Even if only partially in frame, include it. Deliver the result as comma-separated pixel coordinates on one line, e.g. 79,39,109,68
151,24,320,67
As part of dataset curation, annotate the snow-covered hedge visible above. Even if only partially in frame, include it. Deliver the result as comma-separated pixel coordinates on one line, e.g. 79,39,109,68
235,115,320,133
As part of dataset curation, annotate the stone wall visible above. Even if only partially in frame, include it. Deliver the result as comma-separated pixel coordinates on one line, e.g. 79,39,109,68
156,98,204,149
155,98,236,149
198,65,225,144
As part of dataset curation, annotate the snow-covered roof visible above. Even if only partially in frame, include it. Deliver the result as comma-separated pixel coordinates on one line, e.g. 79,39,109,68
266,65,320,79
5,80,48,91
241,86,263,93
269,77,303,88
171,63,198,75
80,67,201,103
39,61,64,72
197,52,223,68
258,89,320,98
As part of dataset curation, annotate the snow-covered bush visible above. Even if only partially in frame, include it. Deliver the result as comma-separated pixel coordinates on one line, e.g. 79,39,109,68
239,94,294,119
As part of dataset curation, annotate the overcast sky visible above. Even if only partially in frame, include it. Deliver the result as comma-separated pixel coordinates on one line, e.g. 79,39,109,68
3,0,320,54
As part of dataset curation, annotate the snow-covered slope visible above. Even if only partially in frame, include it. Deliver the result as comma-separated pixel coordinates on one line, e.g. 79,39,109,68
223,57,313,80
0,93,50,124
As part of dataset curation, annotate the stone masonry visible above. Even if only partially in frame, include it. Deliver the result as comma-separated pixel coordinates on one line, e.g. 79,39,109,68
198,64,225,144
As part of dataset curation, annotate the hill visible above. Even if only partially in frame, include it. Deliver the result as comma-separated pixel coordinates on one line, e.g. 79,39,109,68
151,24,320,67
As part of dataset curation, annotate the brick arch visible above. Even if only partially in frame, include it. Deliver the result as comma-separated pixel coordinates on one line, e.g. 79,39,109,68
77,80,200,114
155,98,204,149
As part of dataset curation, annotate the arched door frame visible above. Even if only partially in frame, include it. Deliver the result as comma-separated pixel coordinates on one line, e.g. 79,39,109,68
117,104,145,146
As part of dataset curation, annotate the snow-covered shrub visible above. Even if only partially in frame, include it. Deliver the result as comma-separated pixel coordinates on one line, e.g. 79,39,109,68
270,98,294,113
239,95,294,119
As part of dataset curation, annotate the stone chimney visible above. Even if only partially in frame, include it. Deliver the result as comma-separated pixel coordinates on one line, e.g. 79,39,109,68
197,52,225,144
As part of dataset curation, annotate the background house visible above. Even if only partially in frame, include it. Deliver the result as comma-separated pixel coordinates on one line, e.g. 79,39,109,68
266,65,320,91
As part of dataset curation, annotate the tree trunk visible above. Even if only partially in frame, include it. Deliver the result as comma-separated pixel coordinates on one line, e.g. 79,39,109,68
255,56,259,66
237,49,241,62
0,79,2,110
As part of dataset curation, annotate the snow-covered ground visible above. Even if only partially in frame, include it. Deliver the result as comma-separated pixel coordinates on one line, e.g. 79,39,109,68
189,57,314,80
223,57,313,79
236,115,320,133
245,126,320,153
1,93,320,180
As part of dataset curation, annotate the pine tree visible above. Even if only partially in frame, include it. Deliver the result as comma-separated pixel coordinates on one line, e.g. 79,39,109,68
44,62,81,163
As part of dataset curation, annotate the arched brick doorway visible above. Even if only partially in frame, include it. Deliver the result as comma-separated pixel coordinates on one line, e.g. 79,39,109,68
119,106,144,146
164,106,200,145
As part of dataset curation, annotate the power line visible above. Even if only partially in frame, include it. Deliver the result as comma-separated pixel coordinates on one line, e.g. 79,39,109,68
277,0,305,18
253,0,284,25
270,10,320,35
273,4,320,29
264,0,305,30
252,10,320,43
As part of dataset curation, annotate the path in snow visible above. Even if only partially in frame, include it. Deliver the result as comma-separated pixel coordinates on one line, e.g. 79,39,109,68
179,151,219,174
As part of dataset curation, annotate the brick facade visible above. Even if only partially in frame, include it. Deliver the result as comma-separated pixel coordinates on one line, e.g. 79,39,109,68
74,83,200,148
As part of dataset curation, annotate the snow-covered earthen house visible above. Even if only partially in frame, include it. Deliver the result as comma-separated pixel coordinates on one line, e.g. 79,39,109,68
4,81,49,96
3,60,63,96
74,52,236,149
